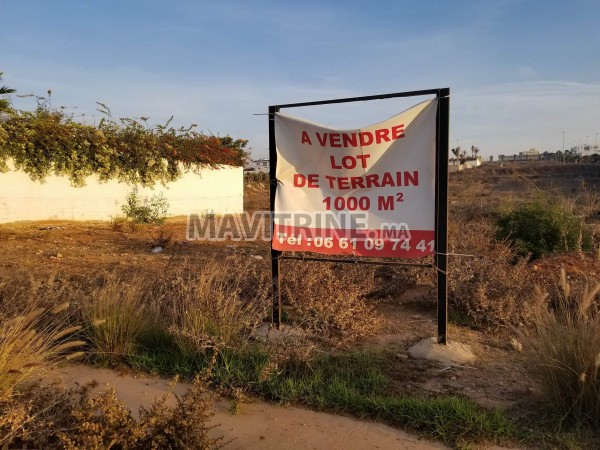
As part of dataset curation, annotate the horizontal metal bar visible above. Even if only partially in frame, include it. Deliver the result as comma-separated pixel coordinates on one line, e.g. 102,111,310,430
278,254,434,268
274,88,445,109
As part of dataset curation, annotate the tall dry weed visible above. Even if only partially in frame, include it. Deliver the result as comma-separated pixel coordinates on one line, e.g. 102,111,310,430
369,263,435,298
570,179,600,220
0,302,83,400
0,378,223,449
0,269,82,315
158,259,269,354
448,217,535,327
282,261,381,345
517,268,600,429
81,275,147,362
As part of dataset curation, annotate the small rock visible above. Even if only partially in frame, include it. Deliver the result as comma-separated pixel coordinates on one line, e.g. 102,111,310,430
251,255,264,260
251,322,305,343
151,246,163,253
444,380,463,389
510,338,523,352
395,353,409,360
35,250,43,255
56,253,63,258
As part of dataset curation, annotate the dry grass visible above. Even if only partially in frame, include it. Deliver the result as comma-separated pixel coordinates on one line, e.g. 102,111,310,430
571,179,600,220
80,274,148,363
75,258,270,359
0,301,83,401
158,259,269,354
0,270,83,315
0,262,247,447
369,263,435,298
282,261,381,345
517,268,600,429
1,167,600,445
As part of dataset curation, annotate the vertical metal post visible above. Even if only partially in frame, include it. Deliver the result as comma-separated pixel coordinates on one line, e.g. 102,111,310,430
269,105,282,329
435,88,450,344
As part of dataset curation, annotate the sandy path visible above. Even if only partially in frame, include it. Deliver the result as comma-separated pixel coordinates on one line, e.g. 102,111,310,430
55,365,448,450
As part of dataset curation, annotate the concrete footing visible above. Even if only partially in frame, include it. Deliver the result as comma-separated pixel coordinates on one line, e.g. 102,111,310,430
408,337,476,365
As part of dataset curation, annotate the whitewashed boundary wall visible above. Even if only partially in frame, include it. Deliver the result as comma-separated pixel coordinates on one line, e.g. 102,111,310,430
0,162,243,223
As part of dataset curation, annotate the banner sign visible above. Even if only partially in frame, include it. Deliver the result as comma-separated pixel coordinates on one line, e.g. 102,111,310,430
272,99,437,258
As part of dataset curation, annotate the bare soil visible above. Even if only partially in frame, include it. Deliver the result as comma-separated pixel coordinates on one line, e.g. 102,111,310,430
54,365,450,450
0,180,535,413
3,163,600,448
360,287,532,412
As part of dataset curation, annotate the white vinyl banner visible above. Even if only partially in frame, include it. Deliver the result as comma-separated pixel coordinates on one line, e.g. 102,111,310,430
273,99,437,258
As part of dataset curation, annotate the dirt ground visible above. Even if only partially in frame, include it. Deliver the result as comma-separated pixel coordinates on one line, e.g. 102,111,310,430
0,176,536,410
0,227,529,448
54,365,450,450
2,163,600,448
363,287,532,413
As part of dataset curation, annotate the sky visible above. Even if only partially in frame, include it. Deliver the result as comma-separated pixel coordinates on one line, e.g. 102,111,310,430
1,0,599,160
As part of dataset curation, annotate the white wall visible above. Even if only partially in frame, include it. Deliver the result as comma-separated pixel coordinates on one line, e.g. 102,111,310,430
0,162,243,223
464,159,481,168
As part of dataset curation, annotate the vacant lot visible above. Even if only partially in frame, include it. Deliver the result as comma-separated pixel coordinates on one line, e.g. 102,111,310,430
2,162,600,449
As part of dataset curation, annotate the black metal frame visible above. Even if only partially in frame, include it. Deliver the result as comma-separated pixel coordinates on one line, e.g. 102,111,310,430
269,88,450,344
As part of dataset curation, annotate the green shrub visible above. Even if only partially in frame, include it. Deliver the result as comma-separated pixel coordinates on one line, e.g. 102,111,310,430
121,188,169,225
0,103,248,187
496,197,592,259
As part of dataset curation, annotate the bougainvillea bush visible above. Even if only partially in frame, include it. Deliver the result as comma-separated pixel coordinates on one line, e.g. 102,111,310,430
0,103,248,187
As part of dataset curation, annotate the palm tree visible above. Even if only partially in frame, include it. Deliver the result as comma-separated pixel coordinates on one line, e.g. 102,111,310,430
451,146,468,164
0,72,16,111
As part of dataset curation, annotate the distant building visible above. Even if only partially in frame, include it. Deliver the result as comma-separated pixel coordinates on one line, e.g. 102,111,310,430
498,148,541,162
520,148,539,158
244,158,269,173
572,144,600,156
